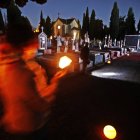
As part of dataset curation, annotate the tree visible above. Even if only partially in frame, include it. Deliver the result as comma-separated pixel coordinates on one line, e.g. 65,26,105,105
125,7,136,35
137,19,140,34
6,2,33,46
38,10,45,33
81,13,86,39
103,25,110,37
45,16,52,38
89,9,96,40
110,1,119,40
0,9,5,33
94,19,104,40
81,7,90,39
15,0,28,7
0,0,11,8
0,0,47,8
85,7,89,34
7,1,22,25
118,16,126,40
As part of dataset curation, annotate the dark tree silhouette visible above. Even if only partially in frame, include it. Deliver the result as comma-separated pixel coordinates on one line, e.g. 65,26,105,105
137,19,140,34
6,2,33,47
7,1,22,24
15,0,28,7
0,9,5,34
89,9,95,40
110,1,119,40
85,7,89,34
94,19,104,40
118,16,126,40
81,13,86,39
39,10,46,33
45,16,52,38
125,7,136,35
103,25,110,37
0,0,47,8
31,0,47,4
0,0,11,8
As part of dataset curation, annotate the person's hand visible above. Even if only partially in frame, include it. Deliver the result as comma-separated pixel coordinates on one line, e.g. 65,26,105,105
51,69,68,83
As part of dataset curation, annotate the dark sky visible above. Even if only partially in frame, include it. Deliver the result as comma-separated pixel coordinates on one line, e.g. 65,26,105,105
2,0,140,28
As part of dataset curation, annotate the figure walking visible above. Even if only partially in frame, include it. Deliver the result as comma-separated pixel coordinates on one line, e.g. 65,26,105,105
80,42,90,73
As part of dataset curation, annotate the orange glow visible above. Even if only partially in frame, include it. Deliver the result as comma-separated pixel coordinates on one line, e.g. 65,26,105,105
103,125,117,139
59,56,72,69
0,41,67,134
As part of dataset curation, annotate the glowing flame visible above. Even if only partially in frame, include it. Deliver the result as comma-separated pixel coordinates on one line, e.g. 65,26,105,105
103,125,117,139
59,56,72,69
107,60,111,64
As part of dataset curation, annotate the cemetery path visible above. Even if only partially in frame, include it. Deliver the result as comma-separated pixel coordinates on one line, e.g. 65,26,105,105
45,52,140,140
90,52,140,84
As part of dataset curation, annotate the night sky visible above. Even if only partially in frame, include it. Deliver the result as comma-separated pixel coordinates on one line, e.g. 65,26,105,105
1,0,140,28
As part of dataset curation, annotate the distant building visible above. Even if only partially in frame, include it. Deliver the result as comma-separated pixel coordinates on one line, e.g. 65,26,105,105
52,17,80,39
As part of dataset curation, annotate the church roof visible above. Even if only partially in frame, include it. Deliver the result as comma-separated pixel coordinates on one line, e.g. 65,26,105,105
57,17,77,24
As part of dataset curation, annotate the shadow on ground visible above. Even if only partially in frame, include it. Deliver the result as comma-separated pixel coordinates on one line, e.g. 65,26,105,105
46,73,140,140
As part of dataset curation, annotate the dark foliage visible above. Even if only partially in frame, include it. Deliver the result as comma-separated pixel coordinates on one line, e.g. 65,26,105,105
0,0,47,8
0,9,5,33
7,3,22,24
31,0,47,4
125,7,136,35
110,2,119,40
0,0,11,8
6,16,34,47
15,0,28,7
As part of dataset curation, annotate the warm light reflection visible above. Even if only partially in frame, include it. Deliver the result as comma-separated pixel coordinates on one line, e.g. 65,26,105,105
103,125,117,139
59,56,72,69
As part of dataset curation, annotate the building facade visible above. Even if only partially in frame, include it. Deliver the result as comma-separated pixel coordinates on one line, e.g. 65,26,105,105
53,17,80,40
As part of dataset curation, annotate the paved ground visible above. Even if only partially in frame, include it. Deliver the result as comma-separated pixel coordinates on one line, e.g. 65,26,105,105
45,52,140,140
0,52,140,140
90,52,140,83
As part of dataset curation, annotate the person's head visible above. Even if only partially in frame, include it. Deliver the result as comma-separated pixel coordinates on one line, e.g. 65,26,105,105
6,16,34,49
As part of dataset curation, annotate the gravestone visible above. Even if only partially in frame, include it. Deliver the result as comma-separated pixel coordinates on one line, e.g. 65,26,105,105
38,27,47,54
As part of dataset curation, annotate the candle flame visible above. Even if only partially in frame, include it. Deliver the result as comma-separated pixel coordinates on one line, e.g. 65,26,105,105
59,56,72,69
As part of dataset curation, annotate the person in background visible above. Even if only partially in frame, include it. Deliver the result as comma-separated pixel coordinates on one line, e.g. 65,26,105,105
0,16,66,140
80,42,90,73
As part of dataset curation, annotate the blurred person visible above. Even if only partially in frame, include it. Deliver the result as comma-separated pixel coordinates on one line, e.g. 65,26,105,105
80,42,90,73
0,16,66,140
